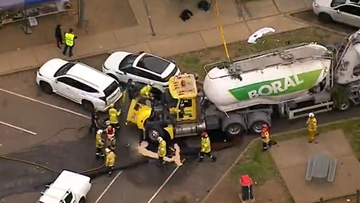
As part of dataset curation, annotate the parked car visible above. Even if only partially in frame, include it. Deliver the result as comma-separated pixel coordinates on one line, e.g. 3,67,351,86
36,58,122,112
102,51,181,87
312,0,360,27
37,170,91,203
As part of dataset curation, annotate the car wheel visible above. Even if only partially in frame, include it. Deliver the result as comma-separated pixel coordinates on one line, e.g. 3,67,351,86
318,13,332,23
82,100,94,112
79,197,86,203
39,81,53,94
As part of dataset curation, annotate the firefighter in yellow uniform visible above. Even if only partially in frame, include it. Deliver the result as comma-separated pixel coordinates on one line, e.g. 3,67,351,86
139,82,153,99
105,148,116,176
306,113,317,143
199,131,217,162
157,137,167,165
108,104,120,129
95,130,104,158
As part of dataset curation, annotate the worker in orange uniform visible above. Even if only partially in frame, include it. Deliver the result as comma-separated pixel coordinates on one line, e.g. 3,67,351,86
95,129,104,158
108,104,120,131
261,124,271,151
157,137,167,166
105,148,116,176
105,121,116,151
306,113,317,143
199,131,217,162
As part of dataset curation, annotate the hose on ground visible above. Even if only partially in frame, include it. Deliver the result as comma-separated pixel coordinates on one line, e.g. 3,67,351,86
0,124,104,175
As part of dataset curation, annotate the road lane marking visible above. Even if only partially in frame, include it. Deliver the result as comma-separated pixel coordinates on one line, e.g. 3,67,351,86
146,161,184,203
94,171,123,203
0,87,90,119
0,120,37,136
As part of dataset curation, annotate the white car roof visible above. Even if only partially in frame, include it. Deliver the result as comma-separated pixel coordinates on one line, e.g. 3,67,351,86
38,170,90,203
67,63,115,90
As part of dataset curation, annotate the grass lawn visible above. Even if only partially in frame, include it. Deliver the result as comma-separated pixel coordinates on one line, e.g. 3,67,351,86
229,119,360,203
170,27,343,80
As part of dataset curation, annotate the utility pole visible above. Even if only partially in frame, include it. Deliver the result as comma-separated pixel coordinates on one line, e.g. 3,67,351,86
77,0,85,28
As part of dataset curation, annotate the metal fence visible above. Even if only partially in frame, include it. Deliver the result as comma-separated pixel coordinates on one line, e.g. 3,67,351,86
315,190,360,203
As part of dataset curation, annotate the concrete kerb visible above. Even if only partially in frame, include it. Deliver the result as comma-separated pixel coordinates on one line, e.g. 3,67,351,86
200,115,360,203
285,10,349,37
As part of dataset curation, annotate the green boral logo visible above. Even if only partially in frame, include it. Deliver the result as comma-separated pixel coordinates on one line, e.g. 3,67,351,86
229,69,322,101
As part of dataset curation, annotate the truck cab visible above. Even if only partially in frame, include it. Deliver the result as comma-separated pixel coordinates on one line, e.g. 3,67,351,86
36,170,91,203
126,74,208,142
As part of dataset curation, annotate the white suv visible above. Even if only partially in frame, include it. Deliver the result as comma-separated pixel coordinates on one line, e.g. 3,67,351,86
36,58,122,112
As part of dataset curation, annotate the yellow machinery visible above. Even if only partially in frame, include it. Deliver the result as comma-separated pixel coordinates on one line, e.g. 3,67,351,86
125,74,214,142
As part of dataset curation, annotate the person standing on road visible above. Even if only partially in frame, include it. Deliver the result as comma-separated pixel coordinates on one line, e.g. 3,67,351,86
306,113,318,143
89,110,99,135
199,131,216,162
62,28,77,57
157,137,167,166
105,148,116,176
95,130,104,158
55,24,63,49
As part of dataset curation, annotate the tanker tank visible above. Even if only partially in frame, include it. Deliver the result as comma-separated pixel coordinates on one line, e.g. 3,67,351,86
203,43,332,113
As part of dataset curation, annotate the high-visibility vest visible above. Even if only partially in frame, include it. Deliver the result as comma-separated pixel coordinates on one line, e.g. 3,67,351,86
261,130,270,143
65,33,75,46
201,137,211,153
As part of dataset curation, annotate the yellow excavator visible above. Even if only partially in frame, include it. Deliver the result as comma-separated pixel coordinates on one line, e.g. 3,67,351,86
125,73,220,143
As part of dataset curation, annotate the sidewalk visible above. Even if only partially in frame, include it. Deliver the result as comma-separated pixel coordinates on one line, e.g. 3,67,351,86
0,0,311,76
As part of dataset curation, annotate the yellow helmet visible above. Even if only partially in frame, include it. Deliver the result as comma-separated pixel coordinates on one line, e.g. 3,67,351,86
106,120,111,125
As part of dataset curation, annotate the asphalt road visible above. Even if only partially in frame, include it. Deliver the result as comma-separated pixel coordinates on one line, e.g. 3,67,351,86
3,39,360,202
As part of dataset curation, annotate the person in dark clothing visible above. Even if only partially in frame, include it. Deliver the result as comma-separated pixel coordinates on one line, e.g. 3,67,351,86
89,110,99,134
55,24,63,49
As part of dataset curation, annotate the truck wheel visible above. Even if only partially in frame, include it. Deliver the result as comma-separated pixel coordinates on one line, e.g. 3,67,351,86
224,123,246,141
145,125,166,143
336,100,350,111
250,121,269,134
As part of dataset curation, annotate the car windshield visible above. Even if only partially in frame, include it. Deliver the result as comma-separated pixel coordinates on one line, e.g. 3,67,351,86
54,62,76,77
163,66,179,82
331,0,358,7
119,54,139,70
136,55,170,74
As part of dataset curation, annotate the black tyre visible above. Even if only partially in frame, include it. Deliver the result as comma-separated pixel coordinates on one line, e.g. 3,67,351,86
82,100,94,112
335,99,351,111
250,121,268,134
39,81,53,94
224,123,245,141
318,13,332,23
145,124,166,143
79,198,86,203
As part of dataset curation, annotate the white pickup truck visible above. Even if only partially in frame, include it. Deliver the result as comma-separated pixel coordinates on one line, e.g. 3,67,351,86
36,170,91,203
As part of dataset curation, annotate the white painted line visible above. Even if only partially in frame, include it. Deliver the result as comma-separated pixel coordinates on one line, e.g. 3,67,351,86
147,161,184,203
0,87,90,119
0,120,37,136
94,170,123,203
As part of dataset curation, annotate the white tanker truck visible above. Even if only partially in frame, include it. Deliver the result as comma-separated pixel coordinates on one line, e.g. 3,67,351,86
201,30,360,137
128,30,360,142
